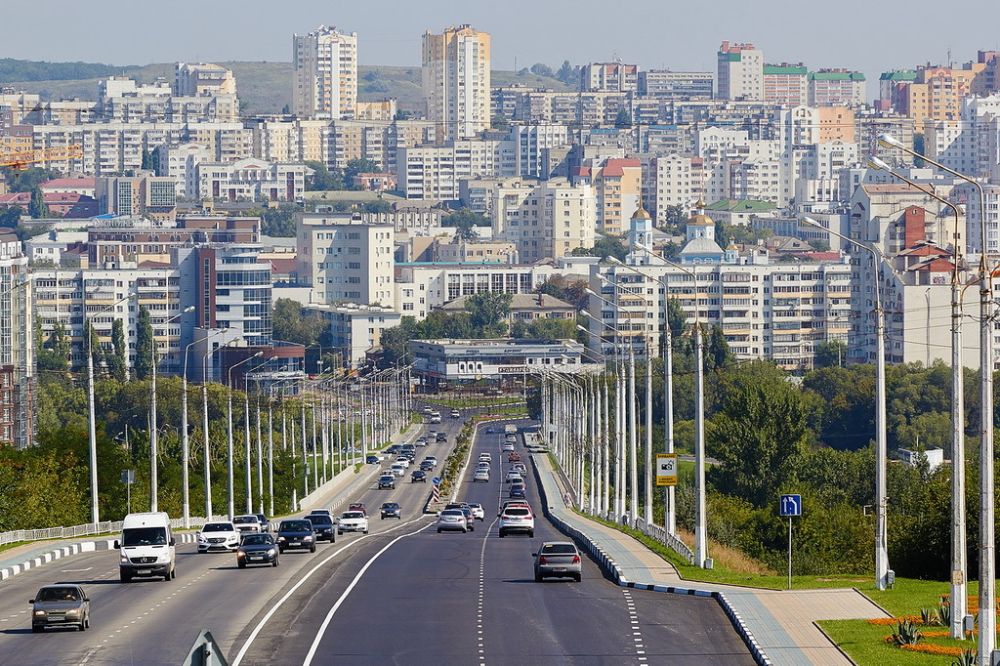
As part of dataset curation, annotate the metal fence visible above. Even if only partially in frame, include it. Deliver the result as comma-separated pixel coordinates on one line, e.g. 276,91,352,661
0,516,229,547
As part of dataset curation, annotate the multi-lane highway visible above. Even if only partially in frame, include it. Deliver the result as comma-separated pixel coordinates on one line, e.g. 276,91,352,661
0,412,753,665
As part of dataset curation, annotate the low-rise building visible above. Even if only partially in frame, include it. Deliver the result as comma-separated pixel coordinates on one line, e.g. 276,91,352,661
196,158,311,202
410,337,583,388
439,292,575,323
306,303,400,368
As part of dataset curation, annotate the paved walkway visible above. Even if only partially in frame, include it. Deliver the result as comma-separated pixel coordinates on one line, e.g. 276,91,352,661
534,454,886,666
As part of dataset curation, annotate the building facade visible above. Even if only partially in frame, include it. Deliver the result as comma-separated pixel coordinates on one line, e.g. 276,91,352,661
293,25,358,119
422,24,491,143
297,213,395,306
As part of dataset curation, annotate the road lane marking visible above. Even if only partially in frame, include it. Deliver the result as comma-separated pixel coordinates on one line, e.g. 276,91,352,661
301,522,432,666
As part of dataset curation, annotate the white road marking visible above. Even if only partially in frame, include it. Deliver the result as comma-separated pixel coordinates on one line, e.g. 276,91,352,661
60,567,93,573
622,589,649,663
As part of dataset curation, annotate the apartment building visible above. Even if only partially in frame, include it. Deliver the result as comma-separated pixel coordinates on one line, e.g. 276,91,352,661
159,142,212,199
305,303,400,368
96,172,177,221
763,64,809,107
717,41,765,101
487,178,596,263
574,157,642,235
297,213,394,306
247,117,331,164
195,157,311,202
637,70,714,99
293,25,358,119
423,24,491,143
581,62,639,92
508,124,570,178
0,231,32,448
808,70,866,106
174,62,237,97
650,154,703,222
396,139,514,200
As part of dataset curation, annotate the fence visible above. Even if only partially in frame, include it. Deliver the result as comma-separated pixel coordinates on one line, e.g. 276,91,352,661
0,516,229,547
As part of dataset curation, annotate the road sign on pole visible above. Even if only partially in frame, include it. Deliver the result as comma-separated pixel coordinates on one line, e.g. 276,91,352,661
780,494,802,589
655,453,678,486
432,476,441,486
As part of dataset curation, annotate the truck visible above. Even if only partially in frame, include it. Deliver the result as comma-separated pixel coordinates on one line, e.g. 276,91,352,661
504,424,518,436
115,512,176,583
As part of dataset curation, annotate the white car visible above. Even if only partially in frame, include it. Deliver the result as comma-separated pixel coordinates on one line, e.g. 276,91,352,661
232,515,261,534
468,503,485,521
436,509,468,533
337,511,369,535
394,456,411,468
479,453,492,463
502,442,515,452
198,522,241,553
390,463,406,477
423,456,438,467
505,471,523,484
450,409,461,418
499,506,535,538
474,469,490,483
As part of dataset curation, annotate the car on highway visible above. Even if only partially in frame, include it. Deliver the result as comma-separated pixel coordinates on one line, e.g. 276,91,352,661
512,463,527,475
236,533,280,568
473,468,490,483
366,454,380,465
458,506,475,529
233,514,262,534
533,542,582,582
390,463,406,477
419,461,434,472
309,509,335,520
499,501,532,517
505,470,523,484
387,444,402,455
450,409,461,418
378,473,396,489
30,585,90,632
502,442,515,452
380,502,401,520
428,414,442,424
197,521,241,553
499,506,535,538
276,519,316,553
411,469,427,483
468,503,485,521
349,503,367,515
116,512,176,582
436,509,469,533
485,426,496,434
422,406,433,414
338,511,369,535
401,443,416,454
255,513,271,532
426,431,437,441
479,452,492,462
509,483,526,499
415,436,428,446
508,452,522,463
423,456,438,467
436,432,448,443
304,514,337,542
394,455,411,468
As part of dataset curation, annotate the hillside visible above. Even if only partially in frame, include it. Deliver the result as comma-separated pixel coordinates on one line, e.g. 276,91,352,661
1,59,575,116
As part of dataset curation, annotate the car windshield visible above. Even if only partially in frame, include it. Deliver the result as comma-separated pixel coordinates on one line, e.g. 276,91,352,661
382,503,398,510
37,587,81,602
280,521,311,532
122,526,168,546
306,515,333,526
505,508,530,516
541,544,577,555
242,534,273,546
233,516,256,524
343,512,364,519
202,523,234,533
380,474,394,480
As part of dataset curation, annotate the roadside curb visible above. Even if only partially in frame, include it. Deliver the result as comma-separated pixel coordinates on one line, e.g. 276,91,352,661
530,456,772,666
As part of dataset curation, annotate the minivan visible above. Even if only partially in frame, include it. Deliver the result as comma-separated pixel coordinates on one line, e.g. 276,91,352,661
115,512,176,583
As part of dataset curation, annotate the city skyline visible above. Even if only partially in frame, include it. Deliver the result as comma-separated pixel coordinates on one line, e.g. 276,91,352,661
4,0,1000,80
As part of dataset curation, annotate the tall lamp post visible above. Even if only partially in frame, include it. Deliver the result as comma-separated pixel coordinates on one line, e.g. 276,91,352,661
804,216,889,591
227,352,264,520
866,157,968,636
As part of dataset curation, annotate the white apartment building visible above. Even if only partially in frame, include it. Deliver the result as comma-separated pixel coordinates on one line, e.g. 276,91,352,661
248,117,332,164
297,213,394,306
581,63,639,93
293,25,358,119
174,62,237,97
159,142,212,199
0,231,32,448
808,70,866,107
508,124,569,178
651,154,703,219
397,139,515,200
305,303,401,368
423,25,491,143
717,41,765,101
196,158,311,202
637,70,714,99
487,178,596,263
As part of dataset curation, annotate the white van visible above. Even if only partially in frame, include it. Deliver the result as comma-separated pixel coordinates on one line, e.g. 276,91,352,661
115,512,176,583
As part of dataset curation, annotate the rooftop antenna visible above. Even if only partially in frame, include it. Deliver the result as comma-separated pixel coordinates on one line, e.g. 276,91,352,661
947,47,953,68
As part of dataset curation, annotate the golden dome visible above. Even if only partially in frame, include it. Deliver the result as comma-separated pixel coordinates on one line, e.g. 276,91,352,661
632,205,651,220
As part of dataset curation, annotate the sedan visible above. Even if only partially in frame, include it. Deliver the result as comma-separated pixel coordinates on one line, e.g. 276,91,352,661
485,427,496,434
237,533,280,568
534,542,582,582
366,455,380,465
255,513,271,533
276,519,316,553
233,514,262,534
411,469,427,483
509,483,526,499
473,469,490,483
423,456,439,467
380,502,401,520
436,433,448,443
378,474,396,489
419,461,434,472
30,585,90,632
390,464,406,477
502,442,515,452
304,514,337,542
198,521,241,553
394,456,411,468
468,503,485,521
505,471,523,484
436,509,469,533
338,511,369,535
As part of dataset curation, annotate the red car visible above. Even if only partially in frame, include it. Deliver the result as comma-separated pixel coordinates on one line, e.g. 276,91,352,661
349,502,367,515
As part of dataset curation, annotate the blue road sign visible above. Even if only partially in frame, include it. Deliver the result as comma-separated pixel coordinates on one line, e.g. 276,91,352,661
432,476,441,486
780,494,802,517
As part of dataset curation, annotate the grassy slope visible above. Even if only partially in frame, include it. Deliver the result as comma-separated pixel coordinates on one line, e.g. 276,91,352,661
3,60,574,116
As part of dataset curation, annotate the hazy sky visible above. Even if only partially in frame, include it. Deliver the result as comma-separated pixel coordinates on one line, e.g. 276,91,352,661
5,0,1000,77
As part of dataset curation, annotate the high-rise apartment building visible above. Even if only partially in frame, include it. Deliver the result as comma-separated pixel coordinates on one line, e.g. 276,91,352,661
581,62,639,92
763,64,809,107
808,69,866,106
96,172,177,221
0,230,32,448
297,213,395,306
717,41,764,101
293,25,358,120
637,70,714,99
575,157,642,236
174,63,237,97
422,25,491,143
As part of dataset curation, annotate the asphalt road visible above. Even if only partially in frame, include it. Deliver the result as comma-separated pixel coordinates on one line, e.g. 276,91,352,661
0,415,466,666
275,420,755,665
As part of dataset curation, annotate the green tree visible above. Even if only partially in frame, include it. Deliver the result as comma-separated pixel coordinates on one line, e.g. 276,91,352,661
37,321,70,373
133,307,154,380
491,114,510,131
529,62,554,78
344,158,380,187
705,325,733,370
362,199,392,214
272,298,327,346
515,318,576,340
304,160,344,191
614,109,632,127
662,204,687,229
5,167,51,193
254,205,299,237
28,187,48,218
572,235,627,261
814,340,846,368
538,275,589,310
556,60,576,84
666,298,687,340
107,318,127,382
465,292,512,338
0,205,23,228
442,208,490,241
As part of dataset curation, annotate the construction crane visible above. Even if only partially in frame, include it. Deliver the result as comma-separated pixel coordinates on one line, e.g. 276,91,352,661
0,145,83,170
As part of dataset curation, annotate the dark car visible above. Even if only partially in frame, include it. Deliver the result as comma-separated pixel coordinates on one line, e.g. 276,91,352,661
419,461,434,472
387,444,401,455
276,519,316,553
30,585,90,632
255,513,270,532
411,469,427,483
304,514,336,542
436,432,447,443
509,483,526,499
237,533,280,568
380,502,401,520
366,454,380,465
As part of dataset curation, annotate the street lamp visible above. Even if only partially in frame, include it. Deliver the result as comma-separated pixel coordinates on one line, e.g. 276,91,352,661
228,352,264,520
804,215,890,590
202,338,237,518
148,305,195,513
867,156,969,635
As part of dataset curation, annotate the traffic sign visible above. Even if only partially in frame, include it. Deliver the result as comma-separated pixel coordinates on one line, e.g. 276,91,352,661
780,494,802,518
432,476,441,486
655,453,678,486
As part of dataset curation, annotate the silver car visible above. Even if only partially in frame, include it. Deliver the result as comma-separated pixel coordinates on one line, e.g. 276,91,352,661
30,585,91,632
436,509,469,533
533,542,582,582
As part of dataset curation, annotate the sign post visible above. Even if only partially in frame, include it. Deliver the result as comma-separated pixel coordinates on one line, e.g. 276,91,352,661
121,469,135,514
780,494,802,590
655,453,678,487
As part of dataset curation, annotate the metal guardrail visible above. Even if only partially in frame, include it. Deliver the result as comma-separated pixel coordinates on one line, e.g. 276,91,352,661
0,516,229,547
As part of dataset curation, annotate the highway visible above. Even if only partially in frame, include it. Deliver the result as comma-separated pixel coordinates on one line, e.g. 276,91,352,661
0,414,466,666
0,412,752,665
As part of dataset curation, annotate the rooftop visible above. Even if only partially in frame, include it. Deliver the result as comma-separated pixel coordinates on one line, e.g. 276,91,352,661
705,199,777,213
440,293,574,312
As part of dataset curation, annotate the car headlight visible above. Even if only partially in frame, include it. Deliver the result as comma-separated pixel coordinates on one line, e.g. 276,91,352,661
120,554,129,562
303,536,313,542
277,536,286,541
267,548,276,556
65,609,80,618
237,549,245,557
34,610,46,616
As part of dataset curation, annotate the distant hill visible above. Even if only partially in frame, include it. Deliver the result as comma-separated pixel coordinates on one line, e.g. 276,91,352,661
1,59,575,117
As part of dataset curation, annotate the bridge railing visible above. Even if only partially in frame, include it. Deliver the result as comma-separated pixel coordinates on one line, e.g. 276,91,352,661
0,516,229,547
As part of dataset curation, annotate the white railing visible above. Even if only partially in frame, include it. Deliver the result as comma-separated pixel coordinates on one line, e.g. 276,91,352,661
0,516,228,547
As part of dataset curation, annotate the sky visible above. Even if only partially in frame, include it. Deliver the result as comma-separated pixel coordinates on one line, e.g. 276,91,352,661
5,0,1000,78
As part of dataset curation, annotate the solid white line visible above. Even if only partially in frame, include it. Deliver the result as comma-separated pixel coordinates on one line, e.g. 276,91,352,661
230,515,429,666
302,522,431,666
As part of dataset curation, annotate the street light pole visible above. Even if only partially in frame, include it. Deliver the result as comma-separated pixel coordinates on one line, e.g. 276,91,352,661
228,352,263,520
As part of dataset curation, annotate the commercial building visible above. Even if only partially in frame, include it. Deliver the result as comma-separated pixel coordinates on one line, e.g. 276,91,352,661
423,24,491,143
293,25,358,119
195,157,311,202
637,70,714,99
717,41,765,101
410,338,584,387
297,213,394,306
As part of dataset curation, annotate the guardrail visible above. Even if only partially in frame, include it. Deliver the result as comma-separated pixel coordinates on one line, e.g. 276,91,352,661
0,516,230,547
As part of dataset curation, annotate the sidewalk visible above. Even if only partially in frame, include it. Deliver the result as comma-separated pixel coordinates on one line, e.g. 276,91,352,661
533,454,887,666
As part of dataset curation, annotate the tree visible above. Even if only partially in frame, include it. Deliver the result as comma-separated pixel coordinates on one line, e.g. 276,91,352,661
5,167,51,193
514,318,576,341
706,325,733,370
272,298,327,347
304,160,344,191
256,205,298,237
662,204,687,229
0,205,23,228
133,307,154,380
141,148,154,171
107,319,127,382
572,235,627,261
344,158,380,187
442,208,490,241
36,320,69,373
362,199,392,214
530,63,554,78
556,60,576,84
814,340,846,368
81,319,103,374
614,109,632,127
491,114,510,131
28,187,48,219
538,275,589,310
465,292,512,338
666,298,687,341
